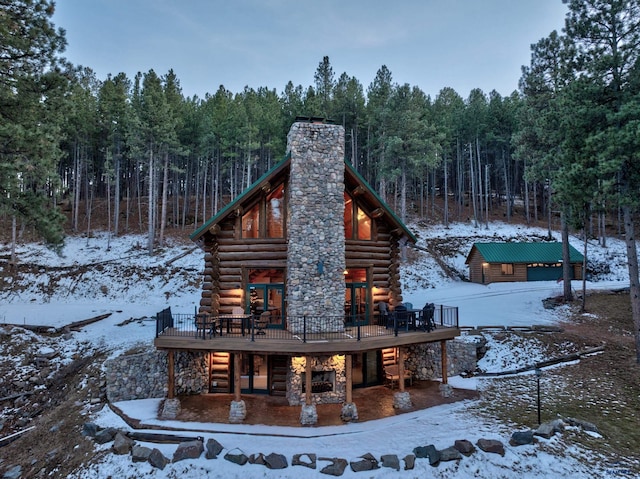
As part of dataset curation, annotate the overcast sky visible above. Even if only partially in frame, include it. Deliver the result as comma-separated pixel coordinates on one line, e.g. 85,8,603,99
52,0,568,100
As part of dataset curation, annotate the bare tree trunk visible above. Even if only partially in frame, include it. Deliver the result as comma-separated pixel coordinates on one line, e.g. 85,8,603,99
484,163,489,229
476,138,484,225
443,153,449,228
503,149,511,223
469,144,478,227
10,215,17,266
114,148,120,237
73,144,81,232
400,166,407,222
106,167,111,250
147,148,155,255
622,205,640,364
561,212,573,301
159,150,169,247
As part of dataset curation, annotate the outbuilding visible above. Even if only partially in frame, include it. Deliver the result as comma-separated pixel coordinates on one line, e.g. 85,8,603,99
465,242,584,284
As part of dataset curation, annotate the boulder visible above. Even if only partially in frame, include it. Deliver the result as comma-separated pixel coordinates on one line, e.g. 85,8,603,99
131,445,152,462
564,417,599,434
292,453,316,469
439,446,462,462
224,448,249,466
112,432,134,455
454,439,476,456
510,430,535,446
93,427,117,444
172,439,204,463
350,453,379,472
476,438,505,456
535,422,557,439
81,422,99,437
2,465,21,479
205,438,224,459
248,453,265,465
380,454,400,471
319,457,348,476
403,454,416,470
264,452,288,469
148,448,170,470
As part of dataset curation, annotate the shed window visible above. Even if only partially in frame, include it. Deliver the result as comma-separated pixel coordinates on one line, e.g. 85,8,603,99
501,263,514,275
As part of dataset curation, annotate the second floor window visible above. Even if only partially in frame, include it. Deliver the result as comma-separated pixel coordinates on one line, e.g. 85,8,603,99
242,183,285,238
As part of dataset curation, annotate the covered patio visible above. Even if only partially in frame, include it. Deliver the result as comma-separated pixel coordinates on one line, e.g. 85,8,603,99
155,380,479,428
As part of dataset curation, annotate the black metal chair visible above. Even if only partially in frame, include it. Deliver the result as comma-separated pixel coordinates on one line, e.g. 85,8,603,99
393,304,409,332
419,303,436,332
378,301,389,327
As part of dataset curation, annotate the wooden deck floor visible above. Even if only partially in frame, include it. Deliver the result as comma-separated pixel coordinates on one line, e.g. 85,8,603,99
154,324,460,353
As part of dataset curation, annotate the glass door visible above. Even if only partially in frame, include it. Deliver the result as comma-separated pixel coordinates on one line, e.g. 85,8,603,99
249,287,284,327
240,353,269,394
344,268,368,326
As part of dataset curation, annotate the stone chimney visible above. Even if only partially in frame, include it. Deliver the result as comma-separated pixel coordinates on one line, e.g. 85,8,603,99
286,121,345,333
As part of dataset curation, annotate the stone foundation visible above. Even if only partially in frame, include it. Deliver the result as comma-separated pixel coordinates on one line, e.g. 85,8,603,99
160,398,181,419
392,391,412,410
228,400,246,423
340,402,359,422
300,404,318,426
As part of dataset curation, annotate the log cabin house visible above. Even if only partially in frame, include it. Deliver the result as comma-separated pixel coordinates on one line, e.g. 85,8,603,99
466,242,584,284
154,119,460,424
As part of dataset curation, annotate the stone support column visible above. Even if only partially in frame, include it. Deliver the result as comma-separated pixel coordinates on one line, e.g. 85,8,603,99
229,353,246,423
341,354,358,422
167,350,175,399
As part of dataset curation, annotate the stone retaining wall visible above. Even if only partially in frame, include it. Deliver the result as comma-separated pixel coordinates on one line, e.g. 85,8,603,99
406,339,478,380
105,349,209,402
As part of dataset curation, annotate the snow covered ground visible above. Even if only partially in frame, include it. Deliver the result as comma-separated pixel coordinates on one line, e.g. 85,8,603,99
0,221,633,478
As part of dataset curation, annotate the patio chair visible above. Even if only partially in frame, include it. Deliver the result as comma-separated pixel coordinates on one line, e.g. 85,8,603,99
195,313,215,339
393,304,410,331
253,311,270,335
384,364,412,389
419,303,436,332
229,306,246,333
378,301,390,327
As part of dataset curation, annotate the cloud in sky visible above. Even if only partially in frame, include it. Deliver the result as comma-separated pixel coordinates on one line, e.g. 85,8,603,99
53,0,568,99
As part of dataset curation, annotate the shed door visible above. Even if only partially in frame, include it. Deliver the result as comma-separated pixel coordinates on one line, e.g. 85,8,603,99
526,263,567,281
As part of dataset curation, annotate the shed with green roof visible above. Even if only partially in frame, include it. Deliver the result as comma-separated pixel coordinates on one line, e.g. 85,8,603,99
465,242,584,284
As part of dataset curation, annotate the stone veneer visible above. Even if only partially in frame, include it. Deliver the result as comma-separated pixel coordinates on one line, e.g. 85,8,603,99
286,355,346,405
105,349,208,402
285,121,346,334
404,339,479,380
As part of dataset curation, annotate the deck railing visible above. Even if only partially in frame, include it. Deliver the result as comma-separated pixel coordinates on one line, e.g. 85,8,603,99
155,305,459,343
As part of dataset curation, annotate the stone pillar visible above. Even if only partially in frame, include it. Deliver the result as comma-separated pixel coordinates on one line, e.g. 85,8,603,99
341,354,358,422
160,398,181,419
393,391,412,410
286,121,345,334
441,340,448,384
167,350,175,399
229,354,246,423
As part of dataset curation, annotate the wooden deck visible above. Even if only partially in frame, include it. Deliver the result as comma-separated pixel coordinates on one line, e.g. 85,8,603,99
154,325,460,354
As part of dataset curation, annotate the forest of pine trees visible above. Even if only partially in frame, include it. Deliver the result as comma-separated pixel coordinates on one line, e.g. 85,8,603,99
2,0,640,361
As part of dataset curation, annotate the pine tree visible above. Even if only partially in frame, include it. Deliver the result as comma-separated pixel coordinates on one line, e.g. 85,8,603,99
0,0,68,251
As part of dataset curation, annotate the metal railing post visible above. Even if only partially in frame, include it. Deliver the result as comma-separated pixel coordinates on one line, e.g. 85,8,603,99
303,316,307,343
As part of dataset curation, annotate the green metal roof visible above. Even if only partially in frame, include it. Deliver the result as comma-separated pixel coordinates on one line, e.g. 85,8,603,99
467,242,584,264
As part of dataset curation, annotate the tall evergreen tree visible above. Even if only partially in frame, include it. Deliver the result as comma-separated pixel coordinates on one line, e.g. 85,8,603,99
0,0,68,251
